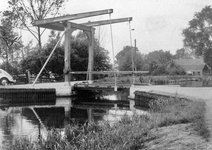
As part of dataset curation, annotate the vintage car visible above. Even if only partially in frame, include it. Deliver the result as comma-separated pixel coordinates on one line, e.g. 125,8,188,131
0,69,16,85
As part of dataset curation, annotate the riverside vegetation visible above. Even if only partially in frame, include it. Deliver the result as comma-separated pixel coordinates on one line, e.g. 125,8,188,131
5,97,210,150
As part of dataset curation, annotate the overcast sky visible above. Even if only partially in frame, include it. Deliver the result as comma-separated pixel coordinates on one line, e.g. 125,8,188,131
0,0,212,58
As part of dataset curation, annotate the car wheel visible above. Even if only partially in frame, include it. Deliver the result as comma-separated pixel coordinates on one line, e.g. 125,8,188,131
0,78,9,85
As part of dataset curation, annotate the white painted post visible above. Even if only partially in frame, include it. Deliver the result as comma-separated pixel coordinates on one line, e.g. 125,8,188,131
85,28,94,84
64,23,71,83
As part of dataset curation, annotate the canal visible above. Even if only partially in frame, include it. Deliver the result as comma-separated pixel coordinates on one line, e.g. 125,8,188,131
0,89,145,148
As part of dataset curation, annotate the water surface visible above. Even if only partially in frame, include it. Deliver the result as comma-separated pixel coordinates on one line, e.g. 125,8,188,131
0,89,145,147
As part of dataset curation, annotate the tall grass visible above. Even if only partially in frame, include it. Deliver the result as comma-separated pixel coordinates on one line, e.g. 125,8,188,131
6,97,209,150
149,97,210,139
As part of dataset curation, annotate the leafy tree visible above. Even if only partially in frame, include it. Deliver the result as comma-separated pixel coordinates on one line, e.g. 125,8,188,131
3,0,66,51
116,46,144,71
173,48,193,59
20,40,33,60
143,50,173,75
134,50,145,71
142,63,149,71
94,40,112,72
20,49,45,75
21,31,64,76
149,61,158,75
166,61,186,75
21,31,112,80
183,5,212,67
148,60,167,75
152,64,166,75
0,61,19,75
145,50,172,64
116,46,132,71
0,15,22,73
71,32,112,80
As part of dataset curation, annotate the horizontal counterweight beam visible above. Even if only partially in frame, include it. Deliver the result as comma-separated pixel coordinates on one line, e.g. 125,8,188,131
70,71,149,74
33,9,113,26
81,17,133,27
34,22,92,31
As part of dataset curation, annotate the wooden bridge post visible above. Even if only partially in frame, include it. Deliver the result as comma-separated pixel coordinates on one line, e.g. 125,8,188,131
85,28,95,83
64,22,74,83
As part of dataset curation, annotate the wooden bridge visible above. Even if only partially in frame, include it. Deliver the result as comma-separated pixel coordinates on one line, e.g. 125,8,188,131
0,9,149,104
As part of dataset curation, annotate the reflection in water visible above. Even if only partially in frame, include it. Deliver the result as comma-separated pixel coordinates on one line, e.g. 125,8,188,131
0,89,147,148
0,108,40,148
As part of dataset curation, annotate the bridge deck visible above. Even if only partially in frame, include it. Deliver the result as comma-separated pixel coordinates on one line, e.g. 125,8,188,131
0,82,78,97
0,81,132,97
73,82,131,91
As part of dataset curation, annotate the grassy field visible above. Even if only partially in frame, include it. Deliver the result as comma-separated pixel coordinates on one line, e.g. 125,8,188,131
5,97,210,150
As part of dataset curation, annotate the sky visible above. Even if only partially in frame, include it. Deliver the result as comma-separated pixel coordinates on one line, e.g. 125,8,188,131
0,0,212,59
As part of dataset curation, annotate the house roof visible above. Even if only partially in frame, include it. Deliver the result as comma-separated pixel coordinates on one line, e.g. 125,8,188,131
173,59,210,71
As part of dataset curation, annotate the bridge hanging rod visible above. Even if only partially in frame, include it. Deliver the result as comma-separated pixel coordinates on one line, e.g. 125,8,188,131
70,71,148,74
81,17,133,27
33,9,113,26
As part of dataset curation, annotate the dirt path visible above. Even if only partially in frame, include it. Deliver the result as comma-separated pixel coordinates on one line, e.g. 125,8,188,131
145,124,211,150
131,85,212,143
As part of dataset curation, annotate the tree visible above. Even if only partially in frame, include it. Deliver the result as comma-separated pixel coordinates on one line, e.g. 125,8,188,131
173,48,193,59
0,61,19,75
149,60,158,75
116,46,144,71
71,32,112,80
166,61,186,75
116,46,133,71
183,5,212,67
145,50,172,64
143,50,173,75
93,40,112,72
0,16,22,73
3,0,66,51
21,30,64,76
20,40,33,60
20,31,112,80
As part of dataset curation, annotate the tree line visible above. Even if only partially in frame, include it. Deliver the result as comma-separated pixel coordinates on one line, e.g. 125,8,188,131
0,1,212,79
116,47,190,76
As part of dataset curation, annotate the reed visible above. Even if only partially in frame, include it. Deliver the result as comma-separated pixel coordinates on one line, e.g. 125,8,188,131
7,97,209,149
149,97,210,140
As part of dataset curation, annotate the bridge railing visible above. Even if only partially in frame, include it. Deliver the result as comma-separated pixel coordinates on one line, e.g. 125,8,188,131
70,71,212,87
70,71,149,75
70,71,149,85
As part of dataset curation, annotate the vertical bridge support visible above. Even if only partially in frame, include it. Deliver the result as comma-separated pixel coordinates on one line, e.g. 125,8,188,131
64,22,77,83
85,29,95,83
63,23,94,83
62,22,94,83
64,23,71,82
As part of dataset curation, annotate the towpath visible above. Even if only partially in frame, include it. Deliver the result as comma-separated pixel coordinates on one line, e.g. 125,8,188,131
130,85,212,142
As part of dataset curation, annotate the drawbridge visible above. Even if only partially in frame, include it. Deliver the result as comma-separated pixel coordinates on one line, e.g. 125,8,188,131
32,9,148,92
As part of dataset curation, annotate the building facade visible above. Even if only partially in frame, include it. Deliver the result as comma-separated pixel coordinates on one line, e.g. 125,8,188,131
173,59,211,76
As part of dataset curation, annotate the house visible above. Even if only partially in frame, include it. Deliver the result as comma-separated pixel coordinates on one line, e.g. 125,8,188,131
173,59,211,76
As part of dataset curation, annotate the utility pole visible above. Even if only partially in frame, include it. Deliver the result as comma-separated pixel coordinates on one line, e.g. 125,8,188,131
134,39,137,71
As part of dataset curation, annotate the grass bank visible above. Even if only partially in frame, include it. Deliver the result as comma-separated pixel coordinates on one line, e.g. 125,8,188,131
5,98,209,150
